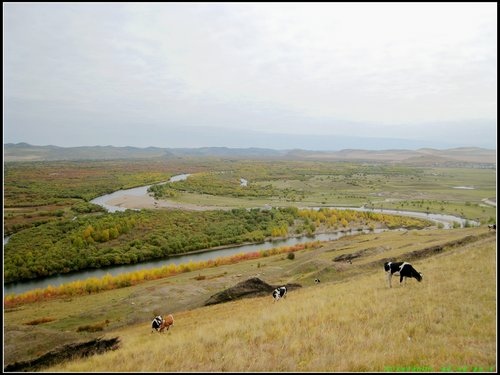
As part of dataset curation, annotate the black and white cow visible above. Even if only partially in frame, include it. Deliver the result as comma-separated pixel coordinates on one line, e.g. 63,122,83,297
272,286,287,302
488,224,496,231
151,315,163,333
384,261,423,288
314,278,321,284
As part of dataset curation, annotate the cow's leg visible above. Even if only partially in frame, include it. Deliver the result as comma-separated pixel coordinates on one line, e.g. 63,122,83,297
400,276,408,286
387,272,392,288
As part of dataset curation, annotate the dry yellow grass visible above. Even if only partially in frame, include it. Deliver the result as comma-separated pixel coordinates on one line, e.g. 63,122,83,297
46,234,496,372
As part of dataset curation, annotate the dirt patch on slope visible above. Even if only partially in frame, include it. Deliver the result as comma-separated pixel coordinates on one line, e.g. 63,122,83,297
332,246,390,262
204,277,302,306
373,233,494,268
4,336,120,372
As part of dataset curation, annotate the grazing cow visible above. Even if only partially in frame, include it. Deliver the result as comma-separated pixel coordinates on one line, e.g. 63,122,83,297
488,224,496,231
384,261,423,288
314,278,321,284
159,314,174,333
272,286,287,302
151,315,163,333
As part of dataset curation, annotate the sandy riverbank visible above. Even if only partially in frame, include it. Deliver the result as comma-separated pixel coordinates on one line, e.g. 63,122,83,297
106,194,229,211
481,198,497,207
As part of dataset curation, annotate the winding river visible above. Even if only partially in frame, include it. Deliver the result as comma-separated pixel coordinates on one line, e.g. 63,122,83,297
4,175,478,296
89,173,191,212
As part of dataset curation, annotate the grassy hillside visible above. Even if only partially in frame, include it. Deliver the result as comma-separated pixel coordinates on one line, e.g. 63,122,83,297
4,227,496,372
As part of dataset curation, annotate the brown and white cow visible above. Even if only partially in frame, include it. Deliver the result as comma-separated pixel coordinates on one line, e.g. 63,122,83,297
159,314,174,332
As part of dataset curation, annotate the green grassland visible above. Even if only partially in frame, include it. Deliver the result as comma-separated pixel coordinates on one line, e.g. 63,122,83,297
3,227,496,372
4,159,496,238
149,160,496,222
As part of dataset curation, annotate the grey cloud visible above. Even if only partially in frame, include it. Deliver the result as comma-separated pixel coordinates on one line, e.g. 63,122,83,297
3,3,497,150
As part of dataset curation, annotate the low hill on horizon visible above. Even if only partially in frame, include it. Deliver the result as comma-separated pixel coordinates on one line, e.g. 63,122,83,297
3,142,496,166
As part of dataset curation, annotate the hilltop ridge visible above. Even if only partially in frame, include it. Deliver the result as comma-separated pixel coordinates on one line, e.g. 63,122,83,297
3,143,496,166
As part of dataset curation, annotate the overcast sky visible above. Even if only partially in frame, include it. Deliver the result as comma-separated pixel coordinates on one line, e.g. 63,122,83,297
3,2,497,150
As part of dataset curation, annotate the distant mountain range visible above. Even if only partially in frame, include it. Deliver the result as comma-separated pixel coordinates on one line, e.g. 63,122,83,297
3,142,496,166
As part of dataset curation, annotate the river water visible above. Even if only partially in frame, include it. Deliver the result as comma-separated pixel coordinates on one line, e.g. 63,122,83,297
89,173,191,212
4,229,386,296
4,174,478,296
